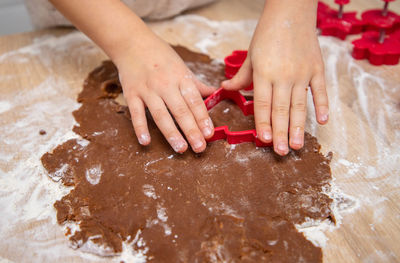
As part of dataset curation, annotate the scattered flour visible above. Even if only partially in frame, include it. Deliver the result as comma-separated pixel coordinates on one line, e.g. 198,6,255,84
0,31,145,262
0,101,12,114
1,13,399,262
85,165,103,185
143,184,158,200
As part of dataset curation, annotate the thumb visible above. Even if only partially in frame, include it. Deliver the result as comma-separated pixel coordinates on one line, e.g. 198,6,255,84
222,58,253,91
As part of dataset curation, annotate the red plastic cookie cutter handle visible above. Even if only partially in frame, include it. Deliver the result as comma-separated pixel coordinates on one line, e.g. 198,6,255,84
224,50,253,90
361,0,400,33
204,88,271,147
335,0,350,19
353,0,400,65
317,0,364,39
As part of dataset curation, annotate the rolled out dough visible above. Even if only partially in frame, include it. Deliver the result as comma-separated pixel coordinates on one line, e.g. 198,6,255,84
41,46,334,262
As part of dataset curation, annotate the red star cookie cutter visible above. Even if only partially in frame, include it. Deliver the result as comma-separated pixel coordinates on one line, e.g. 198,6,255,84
352,1,400,65
224,50,253,91
317,0,364,40
204,88,271,147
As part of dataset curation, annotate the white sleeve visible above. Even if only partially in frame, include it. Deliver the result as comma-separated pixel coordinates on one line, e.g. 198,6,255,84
24,0,217,29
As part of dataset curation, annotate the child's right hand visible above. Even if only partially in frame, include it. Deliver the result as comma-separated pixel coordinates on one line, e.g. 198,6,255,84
49,0,217,153
114,33,216,153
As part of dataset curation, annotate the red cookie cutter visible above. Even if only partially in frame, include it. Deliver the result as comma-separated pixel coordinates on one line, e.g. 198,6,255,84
317,2,336,27
392,28,400,40
317,0,364,40
224,50,253,90
352,0,400,65
204,88,271,147
361,0,400,33
352,30,400,65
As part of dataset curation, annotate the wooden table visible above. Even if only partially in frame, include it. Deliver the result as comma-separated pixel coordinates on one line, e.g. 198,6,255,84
0,0,399,262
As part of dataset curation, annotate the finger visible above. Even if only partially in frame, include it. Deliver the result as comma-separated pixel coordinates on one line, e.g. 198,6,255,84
191,76,217,97
310,73,329,124
163,90,206,153
126,95,151,145
221,58,253,91
253,73,273,143
272,83,292,156
289,84,308,150
144,94,188,153
180,77,214,139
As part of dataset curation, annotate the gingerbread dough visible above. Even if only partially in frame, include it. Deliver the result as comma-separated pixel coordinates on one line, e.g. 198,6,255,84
41,46,334,262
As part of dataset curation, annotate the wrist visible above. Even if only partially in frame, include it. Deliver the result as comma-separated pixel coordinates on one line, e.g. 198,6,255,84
108,24,157,67
261,0,317,30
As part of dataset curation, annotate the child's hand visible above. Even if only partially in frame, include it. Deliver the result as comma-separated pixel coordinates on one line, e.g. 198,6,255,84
115,34,216,153
49,0,215,153
222,0,329,156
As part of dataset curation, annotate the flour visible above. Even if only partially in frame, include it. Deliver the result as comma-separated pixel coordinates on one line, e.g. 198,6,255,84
156,204,172,236
143,184,158,199
0,31,143,262
149,15,257,57
85,165,103,185
296,182,359,247
1,13,399,262
0,32,94,68
0,101,12,114
299,36,400,253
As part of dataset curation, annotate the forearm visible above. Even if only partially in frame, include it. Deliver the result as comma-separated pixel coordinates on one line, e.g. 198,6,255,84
260,0,317,31
49,0,154,63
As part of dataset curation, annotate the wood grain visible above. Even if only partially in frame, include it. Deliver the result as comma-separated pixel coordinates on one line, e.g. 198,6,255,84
0,0,399,262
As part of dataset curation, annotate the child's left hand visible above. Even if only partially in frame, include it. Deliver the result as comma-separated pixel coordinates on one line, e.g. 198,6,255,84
222,0,329,156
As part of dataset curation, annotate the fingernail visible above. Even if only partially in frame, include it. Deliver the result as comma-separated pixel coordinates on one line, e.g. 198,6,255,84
169,137,187,153
138,133,150,145
277,142,288,154
319,107,329,123
320,113,329,123
203,127,212,137
193,140,204,151
203,118,214,137
292,127,303,146
262,130,272,142
292,136,303,146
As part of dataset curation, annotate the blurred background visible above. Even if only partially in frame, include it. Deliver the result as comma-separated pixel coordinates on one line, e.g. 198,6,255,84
0,0,33,35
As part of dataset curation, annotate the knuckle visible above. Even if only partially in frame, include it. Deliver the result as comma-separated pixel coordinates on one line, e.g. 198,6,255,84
257,121,271,128
254,98,272,109
312,77,326,90
131,105,142,116
273,104,289,116
132,113,146,125
166,131,180,140
174,105,190,119
198,117,210,127
133,122,147,131
275,130,288,138
317,101,329,108
180,85,196,98
312,84,327,96
291,125,304,133
291,101,307,112
187,128,202,138
151,107,167,122
189,97,205,108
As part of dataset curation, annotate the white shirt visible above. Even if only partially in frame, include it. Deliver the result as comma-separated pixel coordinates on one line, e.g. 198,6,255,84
24,0,217,28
